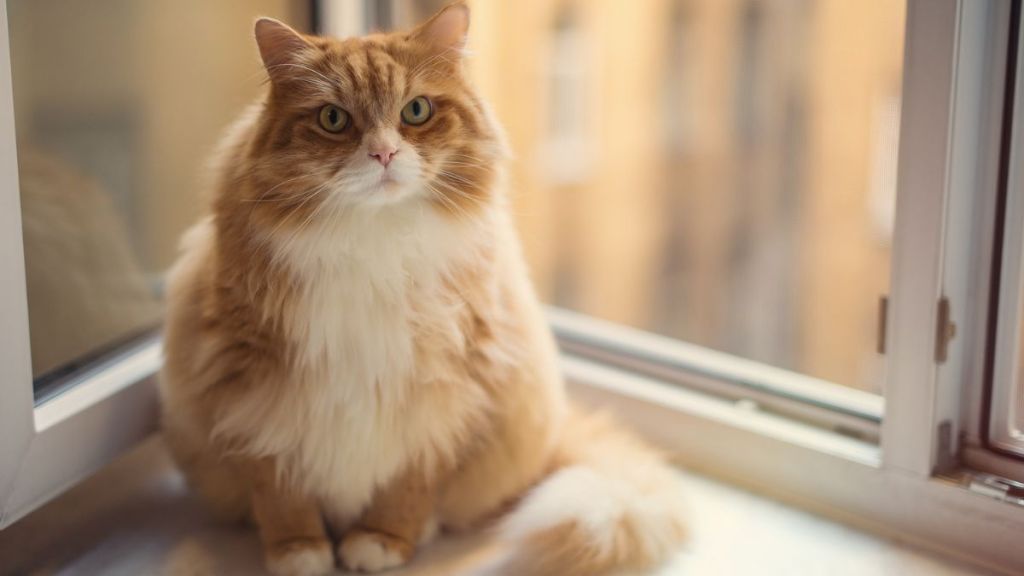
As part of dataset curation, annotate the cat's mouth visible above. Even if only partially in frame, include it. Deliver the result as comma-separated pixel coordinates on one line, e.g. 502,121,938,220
371,172,407,197
377,171,402,189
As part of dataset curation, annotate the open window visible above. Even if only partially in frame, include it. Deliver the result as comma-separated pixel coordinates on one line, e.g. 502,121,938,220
1,1,1023,573
0,0,313,528
975,0,1024,475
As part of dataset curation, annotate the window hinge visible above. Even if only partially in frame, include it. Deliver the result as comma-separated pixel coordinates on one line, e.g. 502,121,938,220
876,295,889,354
966,473,1024,507
933,420,958,475
935,296,957,363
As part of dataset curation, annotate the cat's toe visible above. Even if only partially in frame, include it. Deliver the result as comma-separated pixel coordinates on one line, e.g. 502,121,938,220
265,538,335,576
338,529,413,573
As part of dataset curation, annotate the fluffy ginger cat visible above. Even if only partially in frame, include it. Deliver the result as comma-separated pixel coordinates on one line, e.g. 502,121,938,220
159,3,687,575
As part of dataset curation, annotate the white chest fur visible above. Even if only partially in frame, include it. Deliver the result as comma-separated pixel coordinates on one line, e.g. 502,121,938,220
253,204,489,523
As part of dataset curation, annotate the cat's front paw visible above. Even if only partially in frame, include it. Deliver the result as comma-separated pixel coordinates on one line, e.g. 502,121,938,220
338,528,414,573
265,538,335,576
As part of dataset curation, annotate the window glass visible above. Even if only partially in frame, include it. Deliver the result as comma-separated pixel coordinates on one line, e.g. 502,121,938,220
988,153,1024,458
8,0,311,389
460,0,906,394
1002,164,1024,451
1016,312,1024,435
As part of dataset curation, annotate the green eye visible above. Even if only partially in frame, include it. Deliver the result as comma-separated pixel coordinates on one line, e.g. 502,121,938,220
318,104,349,133
401,96,433,126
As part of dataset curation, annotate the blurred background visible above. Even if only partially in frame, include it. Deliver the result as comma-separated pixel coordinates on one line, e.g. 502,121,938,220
9,0,904,396
450,0,906,395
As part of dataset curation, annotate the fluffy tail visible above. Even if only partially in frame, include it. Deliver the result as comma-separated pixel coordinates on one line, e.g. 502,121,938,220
497,409,688,576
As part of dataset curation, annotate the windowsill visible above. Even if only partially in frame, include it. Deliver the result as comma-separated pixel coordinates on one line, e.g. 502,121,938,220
563,355,1024,575
561,354,881,468
0,436,998,576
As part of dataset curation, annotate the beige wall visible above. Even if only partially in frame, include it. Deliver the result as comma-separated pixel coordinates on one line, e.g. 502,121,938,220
137,0,311,269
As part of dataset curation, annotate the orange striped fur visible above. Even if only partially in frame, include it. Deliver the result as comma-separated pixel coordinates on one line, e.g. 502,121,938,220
159,4,687,575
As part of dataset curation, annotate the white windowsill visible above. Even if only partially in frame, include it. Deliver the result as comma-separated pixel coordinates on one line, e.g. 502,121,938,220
0,435,997,576
562,355,881,467
562,356,1024,576
1,341,1021,574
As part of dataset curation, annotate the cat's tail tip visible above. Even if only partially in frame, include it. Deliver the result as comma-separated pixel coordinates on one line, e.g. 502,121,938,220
495,412,689,576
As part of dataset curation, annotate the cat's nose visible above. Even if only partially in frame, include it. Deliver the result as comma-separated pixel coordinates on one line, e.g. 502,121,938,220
369,146,398,167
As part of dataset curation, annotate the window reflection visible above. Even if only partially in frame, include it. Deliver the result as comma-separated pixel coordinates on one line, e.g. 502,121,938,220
9,0,310,386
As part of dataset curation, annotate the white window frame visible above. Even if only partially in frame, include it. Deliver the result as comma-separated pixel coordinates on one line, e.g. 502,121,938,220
0,1,161,529
989,140,1024,455
983,0,1024,460
945,0,1024,480
0,0,1022,573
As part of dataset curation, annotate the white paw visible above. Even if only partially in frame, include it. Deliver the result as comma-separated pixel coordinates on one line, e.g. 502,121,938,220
339,532,408,573
265,541,334,576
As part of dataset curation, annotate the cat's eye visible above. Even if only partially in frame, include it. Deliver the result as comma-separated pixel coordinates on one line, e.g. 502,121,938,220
401,96,433,126
318,104,349,133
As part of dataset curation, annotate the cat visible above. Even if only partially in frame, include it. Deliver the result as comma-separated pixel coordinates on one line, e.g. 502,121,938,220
158,3,687,575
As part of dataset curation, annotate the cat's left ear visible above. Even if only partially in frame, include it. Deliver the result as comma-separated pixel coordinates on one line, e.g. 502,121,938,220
408,2,470,55
254,17,314,82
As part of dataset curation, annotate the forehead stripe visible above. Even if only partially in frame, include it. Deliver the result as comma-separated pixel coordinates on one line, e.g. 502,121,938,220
365,50,385,101
341,58,362,93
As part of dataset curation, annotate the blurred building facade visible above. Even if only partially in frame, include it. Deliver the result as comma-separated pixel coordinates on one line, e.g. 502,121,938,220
455,0,906,393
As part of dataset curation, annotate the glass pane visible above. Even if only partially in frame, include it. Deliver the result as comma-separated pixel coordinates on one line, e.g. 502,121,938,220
1017,310,1024,435
9,0,311,389
460,0,906,394
1014,212,1024,441
995,153,1024,457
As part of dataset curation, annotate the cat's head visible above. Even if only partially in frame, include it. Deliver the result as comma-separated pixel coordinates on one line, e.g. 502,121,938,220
242,2,502,221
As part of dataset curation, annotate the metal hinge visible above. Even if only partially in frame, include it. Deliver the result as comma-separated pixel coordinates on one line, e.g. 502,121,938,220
876,295,889,354
935,296,957,363
967,473,1024,507
933,421,958,475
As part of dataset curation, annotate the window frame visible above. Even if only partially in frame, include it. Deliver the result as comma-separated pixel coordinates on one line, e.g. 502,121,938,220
0,0,1022,572
982,0,1024,462
546,0,1024,570
549,308,883,442
943,0,1024,479
0,0,169,529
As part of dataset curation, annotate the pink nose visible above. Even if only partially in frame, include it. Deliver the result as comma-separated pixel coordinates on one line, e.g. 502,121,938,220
369,147,397,167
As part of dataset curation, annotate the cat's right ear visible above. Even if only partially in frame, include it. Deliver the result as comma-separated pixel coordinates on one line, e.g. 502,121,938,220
408,2,470,55
254,18,313,82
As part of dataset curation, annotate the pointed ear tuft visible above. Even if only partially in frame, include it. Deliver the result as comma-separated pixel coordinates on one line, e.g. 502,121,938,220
409,2,470,54
254,18,313,80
